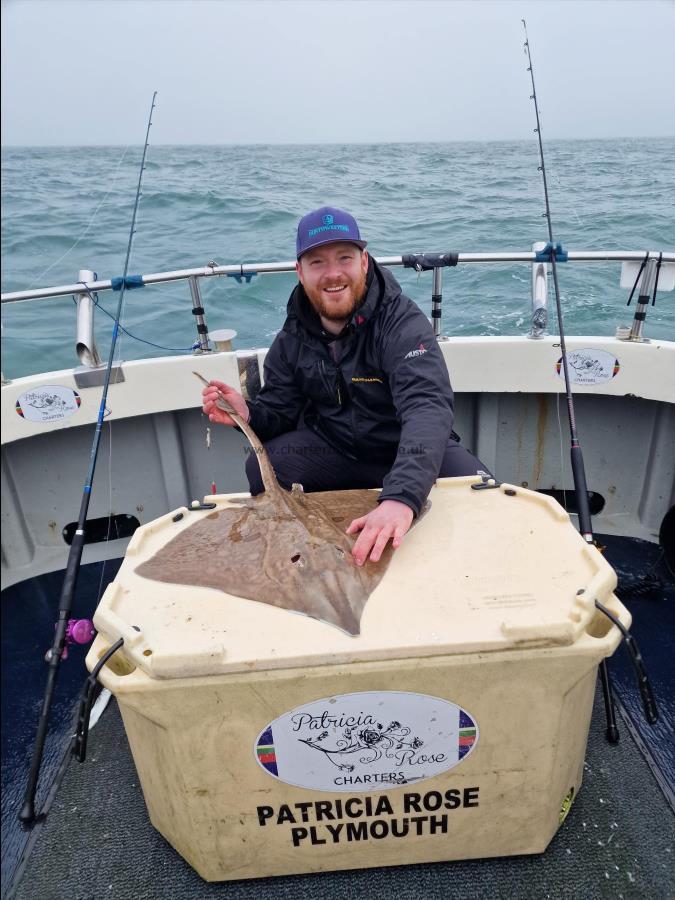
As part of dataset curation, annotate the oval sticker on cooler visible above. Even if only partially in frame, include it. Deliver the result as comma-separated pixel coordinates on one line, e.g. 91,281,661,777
555,349,620,385
254,691,479,793
15,386,81,422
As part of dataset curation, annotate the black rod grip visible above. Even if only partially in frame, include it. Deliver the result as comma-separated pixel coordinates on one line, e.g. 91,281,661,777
599,660,619,744
570,445,593,537
627,634,660,725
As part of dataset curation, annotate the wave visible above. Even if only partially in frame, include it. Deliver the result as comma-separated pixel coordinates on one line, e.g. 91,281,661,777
3,139,674,378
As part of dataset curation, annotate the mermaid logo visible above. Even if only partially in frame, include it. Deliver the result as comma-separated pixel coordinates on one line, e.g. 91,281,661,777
322,214,334,226
299,719,423,773
254,691,479,792
15,386,81,423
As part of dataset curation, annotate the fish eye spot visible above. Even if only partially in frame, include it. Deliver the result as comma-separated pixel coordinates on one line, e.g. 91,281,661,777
291,553,302,563
334,547,345,559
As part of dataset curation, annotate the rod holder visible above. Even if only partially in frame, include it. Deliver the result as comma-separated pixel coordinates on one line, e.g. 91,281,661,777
627,257,657,342
529,242,548,339
189,275,210,353
432,267,443,338
75,269,102,367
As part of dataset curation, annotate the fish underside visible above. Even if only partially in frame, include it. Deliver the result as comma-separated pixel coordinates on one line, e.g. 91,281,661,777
134,374,397,635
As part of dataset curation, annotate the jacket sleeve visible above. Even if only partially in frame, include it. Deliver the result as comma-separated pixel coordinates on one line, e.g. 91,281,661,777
377,302,454,516
246,334,306,442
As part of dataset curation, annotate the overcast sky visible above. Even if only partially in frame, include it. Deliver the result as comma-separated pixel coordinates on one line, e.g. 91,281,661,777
2,0,674,145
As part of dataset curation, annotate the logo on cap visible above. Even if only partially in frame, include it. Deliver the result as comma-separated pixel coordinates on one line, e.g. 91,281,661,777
297,206,367,258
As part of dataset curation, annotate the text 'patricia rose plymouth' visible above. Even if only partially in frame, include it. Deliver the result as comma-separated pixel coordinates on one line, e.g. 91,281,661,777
256,787,480,847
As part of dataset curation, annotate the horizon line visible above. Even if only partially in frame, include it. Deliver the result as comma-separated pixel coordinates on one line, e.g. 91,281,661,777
2,134,674,150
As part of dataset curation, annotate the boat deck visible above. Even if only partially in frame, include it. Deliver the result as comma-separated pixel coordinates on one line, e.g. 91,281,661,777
3,537,674,899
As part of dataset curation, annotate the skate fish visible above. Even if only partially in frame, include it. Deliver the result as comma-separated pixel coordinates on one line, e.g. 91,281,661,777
134,372,404,635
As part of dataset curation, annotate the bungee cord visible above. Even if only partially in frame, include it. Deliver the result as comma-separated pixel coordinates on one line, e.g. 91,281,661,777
76,282,194,353
19,93,157,826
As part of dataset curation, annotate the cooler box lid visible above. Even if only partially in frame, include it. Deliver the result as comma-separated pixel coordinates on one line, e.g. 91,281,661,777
93,478,617,679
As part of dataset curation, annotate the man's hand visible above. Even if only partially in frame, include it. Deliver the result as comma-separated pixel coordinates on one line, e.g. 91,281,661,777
201,379,250,427
346,499,414,566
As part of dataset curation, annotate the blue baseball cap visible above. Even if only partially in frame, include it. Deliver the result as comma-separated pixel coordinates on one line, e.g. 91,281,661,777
296,206,367,259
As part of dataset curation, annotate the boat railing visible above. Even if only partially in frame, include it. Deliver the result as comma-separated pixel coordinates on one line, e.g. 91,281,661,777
1,247,673,370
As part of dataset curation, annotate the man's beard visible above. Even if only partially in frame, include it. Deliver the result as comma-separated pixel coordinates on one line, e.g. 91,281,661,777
304,269,368,322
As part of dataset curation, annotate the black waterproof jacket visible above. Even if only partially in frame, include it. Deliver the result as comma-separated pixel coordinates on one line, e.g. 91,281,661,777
246,257,455,516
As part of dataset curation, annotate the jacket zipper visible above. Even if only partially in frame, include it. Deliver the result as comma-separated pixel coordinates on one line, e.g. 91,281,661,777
319,359,342,407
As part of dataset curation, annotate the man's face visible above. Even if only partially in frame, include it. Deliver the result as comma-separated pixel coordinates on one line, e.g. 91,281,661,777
296,242,368,323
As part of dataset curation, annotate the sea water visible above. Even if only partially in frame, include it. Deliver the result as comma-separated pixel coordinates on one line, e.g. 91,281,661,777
1,139,674,379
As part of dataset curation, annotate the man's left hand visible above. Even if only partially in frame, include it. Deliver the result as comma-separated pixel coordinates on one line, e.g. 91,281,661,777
346,500,414,566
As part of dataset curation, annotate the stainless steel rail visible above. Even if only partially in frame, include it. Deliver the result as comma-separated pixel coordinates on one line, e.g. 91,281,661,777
2,250,674,305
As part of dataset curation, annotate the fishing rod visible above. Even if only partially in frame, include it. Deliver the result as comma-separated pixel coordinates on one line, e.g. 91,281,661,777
521,21,593,543
19,92,157,826
521,23,657,735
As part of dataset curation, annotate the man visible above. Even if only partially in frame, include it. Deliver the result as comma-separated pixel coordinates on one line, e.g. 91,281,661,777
202,207,489,566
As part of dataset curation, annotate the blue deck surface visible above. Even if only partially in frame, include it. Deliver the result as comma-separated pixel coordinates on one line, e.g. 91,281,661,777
1,559,122,898
602,534,675,808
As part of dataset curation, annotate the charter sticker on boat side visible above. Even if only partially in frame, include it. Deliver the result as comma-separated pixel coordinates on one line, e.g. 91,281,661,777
555,349,620,385
254,691,478,793
15,386,81,423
